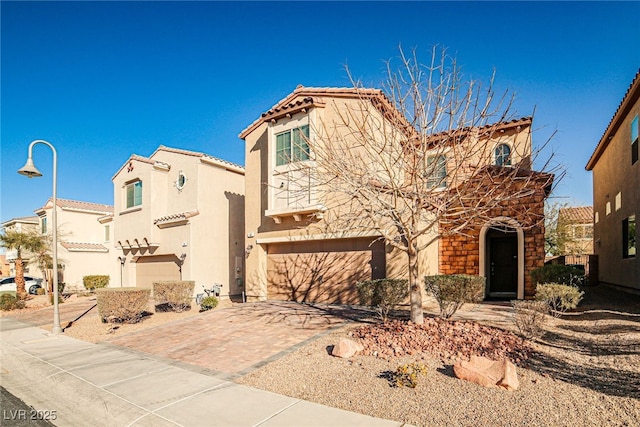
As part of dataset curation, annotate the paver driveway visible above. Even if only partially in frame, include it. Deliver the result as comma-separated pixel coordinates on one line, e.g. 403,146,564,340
105,301,369,378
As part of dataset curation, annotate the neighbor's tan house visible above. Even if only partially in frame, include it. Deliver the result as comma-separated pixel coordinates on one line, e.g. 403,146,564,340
586,69,639,291
1,216,40,277
112,146,245,298
240,86,551,303
34,198,115,291
557,206,594,255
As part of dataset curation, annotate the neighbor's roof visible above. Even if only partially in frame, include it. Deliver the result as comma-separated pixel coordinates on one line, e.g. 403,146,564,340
238,85,412,139
37,198,113,214
586,69,640,170
559,206,593,224
112,145,244,179
1,216,39,227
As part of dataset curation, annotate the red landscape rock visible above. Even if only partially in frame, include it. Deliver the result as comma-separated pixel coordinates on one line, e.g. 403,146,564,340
332,338,364,358
453,356,519,391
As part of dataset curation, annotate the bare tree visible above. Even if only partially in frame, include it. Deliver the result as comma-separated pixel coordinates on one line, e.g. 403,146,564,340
304,47,559,324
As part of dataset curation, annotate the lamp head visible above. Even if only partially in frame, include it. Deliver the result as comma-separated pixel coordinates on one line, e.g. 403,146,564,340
18,158,43,178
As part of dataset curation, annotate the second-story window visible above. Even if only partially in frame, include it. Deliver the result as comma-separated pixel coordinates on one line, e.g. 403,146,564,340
41,217,47,234
631,115,638,165
126,180,142,208
495,144,512,166
426,154,447,189
276,125,310,166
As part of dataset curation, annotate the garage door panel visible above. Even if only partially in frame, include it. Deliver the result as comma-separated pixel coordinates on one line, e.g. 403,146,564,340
136,255,180,289
267,239,385,304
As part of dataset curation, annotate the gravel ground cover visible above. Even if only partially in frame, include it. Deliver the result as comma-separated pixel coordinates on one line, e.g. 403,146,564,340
237,285,640,427
3,285,639,426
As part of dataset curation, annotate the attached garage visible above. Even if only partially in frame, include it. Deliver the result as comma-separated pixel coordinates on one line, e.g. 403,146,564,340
267,238,385,304
135,255,180,288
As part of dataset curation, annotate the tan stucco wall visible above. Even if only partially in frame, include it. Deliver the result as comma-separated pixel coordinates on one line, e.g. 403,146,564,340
592,94,640,290
37,205,115,290
113,149,245,297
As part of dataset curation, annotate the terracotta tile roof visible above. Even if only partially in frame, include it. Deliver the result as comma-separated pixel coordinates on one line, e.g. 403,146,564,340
61,242,109,252
153,210,200,226
1,216,39,226
239,85,406,139
39,198,113,214
559,206,593,224
586,69,640,170
152,146,244,172
111,154,171,180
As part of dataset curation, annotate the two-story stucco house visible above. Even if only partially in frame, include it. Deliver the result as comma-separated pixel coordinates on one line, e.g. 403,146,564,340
112,146,245,298
586,70,639,291
1,216,40,277
34,198,114,291
240,86,551,304
557,206,594,256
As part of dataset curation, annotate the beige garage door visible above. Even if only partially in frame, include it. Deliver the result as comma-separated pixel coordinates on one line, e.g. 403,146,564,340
267,238,385,304
136,255,180,289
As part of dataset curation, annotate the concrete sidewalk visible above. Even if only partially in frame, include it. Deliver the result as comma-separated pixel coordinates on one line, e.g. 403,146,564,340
0,318,405,427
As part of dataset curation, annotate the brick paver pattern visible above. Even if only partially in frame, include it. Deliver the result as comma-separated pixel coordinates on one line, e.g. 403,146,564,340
105,301,363,376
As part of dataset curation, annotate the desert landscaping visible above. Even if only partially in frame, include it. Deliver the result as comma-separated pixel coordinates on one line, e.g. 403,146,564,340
3,284,639,427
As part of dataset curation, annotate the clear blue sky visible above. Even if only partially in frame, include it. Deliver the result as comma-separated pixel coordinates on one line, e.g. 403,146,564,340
2,1,639,223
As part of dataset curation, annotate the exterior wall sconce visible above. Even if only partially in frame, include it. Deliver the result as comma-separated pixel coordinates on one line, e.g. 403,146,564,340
245,244,253,258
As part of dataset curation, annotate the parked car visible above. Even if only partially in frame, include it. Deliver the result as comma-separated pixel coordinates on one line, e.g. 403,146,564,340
0,276,43,295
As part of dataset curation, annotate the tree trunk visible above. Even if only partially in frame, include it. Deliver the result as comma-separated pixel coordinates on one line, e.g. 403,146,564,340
408,246,424,324
15,257,27,299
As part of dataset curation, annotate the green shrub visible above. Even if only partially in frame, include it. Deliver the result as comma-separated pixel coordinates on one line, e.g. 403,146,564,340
200,296,219,311
356,279,409,323
388,363,428,388
36,287,45,295
0,294,25,311
535,283,584,317
530,264,586,287
153,281,194,312
512,300,548,340
424,275,485,319
96,287,150,323
83,275,109,290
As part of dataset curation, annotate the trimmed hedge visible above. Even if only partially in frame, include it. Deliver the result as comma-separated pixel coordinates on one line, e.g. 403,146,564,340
83,275,109,290
356,279,408,323
530,264,585,287
424,274,485,319
153,281,194,312
96,287,150,323
0,294,25,311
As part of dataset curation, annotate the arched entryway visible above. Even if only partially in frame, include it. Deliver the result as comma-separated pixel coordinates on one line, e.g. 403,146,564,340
479,217,524,299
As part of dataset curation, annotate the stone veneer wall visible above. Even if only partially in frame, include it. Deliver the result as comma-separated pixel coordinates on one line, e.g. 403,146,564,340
438,181,548,299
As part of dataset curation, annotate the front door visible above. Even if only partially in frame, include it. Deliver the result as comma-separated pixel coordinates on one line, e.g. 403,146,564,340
488,228,518,298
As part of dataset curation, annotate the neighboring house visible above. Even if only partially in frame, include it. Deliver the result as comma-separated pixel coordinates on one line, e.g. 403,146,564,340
0,255,10,277
112,146,245,298
34,198,114,290
240,86,551,303
586,70,639,291
557,206,594,255
1,216,41,277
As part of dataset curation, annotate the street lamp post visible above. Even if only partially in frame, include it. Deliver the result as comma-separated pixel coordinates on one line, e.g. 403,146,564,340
18,140,62,335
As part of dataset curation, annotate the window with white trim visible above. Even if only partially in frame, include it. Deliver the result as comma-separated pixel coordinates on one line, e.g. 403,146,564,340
104,224,110,242
126,180,142,208
276,125,310,166
41,217,47,234
495,143,512,166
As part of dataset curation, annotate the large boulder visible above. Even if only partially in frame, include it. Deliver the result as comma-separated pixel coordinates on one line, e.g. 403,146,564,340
331,338,364,358
453,356,519,391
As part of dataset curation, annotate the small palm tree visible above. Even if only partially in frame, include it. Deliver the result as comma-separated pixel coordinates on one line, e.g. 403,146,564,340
0,230,46,299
